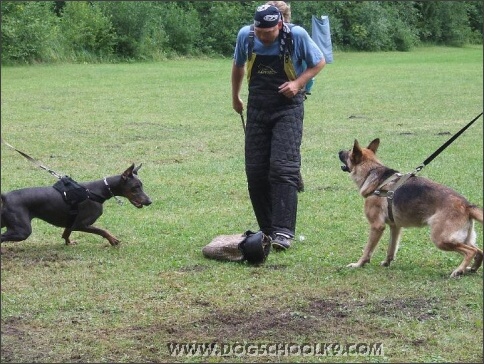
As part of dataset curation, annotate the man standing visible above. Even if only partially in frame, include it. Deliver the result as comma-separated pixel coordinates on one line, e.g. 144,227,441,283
232,4,325,250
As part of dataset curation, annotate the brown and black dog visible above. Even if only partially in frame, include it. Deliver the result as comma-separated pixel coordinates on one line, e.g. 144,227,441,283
338,138,483,278
1,164,151,246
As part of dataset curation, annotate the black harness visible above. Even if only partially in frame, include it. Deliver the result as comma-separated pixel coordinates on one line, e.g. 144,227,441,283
1,139,123,228
53,176,104,227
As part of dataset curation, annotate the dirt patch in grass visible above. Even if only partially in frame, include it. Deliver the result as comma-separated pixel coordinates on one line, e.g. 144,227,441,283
1,316,53,363
147,296,437,343
0,295,451,362
175,264,209,273
366,297,446,322
1,246,76,266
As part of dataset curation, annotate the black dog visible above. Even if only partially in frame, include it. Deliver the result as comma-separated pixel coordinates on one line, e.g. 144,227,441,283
1,164,151,246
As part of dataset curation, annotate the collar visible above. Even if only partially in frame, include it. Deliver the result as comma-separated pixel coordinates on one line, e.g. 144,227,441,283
104,177,124,205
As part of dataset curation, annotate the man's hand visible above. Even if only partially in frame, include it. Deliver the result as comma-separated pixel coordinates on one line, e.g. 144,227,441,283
232,97,244,115
278,81,302,98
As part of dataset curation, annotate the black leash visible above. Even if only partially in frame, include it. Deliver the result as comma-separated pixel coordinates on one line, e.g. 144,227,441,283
376,111,483,190
1,138,63,179
1,138,124,206
2,139,85,228
239,111,246,134
414,112,483,173
374,112,483,222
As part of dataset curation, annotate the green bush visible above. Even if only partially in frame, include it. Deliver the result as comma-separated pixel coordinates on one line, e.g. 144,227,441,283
391,20,419,51
416,1,473,47
194,1,256,56
137,17,169,61
159,2,201,55
1,1,60,64
58,1,116,61
347,2,392,51
99,2,169,61
386,2,419,51
437,2,472,47
465,1,483,44
1,1,482,64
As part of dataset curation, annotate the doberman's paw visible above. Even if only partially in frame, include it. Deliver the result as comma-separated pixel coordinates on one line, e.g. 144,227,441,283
108,238,120,246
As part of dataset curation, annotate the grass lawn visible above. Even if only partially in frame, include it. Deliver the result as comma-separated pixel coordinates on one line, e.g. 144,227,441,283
1,45,483,363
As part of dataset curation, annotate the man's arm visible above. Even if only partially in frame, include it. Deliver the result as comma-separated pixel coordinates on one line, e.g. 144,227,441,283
296,58,326,90
232,61,245,114
278,58,326,98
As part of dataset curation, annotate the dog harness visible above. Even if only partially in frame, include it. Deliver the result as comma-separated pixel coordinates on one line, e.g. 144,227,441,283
53,176,105,228
373,172,416,223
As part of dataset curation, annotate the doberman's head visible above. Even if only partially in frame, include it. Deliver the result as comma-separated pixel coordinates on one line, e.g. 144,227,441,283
121,164,152,208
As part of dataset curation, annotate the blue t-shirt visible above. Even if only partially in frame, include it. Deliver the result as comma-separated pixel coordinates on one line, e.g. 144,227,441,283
233,24,325,76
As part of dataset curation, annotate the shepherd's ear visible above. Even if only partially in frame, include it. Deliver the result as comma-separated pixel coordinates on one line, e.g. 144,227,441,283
352,139,362,154
351,140,363,164
368,138,380,153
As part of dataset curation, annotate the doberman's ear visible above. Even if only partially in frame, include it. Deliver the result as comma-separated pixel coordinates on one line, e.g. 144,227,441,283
122,163,136,180
133,163,143,175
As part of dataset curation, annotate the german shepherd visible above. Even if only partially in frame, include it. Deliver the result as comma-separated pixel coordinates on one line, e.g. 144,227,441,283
338,138,483,278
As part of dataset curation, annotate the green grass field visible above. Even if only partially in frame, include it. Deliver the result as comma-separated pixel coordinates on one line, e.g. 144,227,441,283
1,46,483,363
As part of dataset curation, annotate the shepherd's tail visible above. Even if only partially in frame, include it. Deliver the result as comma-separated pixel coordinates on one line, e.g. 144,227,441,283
1,194,5,228
469,205,483,224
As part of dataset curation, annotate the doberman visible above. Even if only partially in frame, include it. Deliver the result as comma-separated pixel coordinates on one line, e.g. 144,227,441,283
1,164,152,246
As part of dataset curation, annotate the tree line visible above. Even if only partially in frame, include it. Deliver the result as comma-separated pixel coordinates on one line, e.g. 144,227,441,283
1,1,482,65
